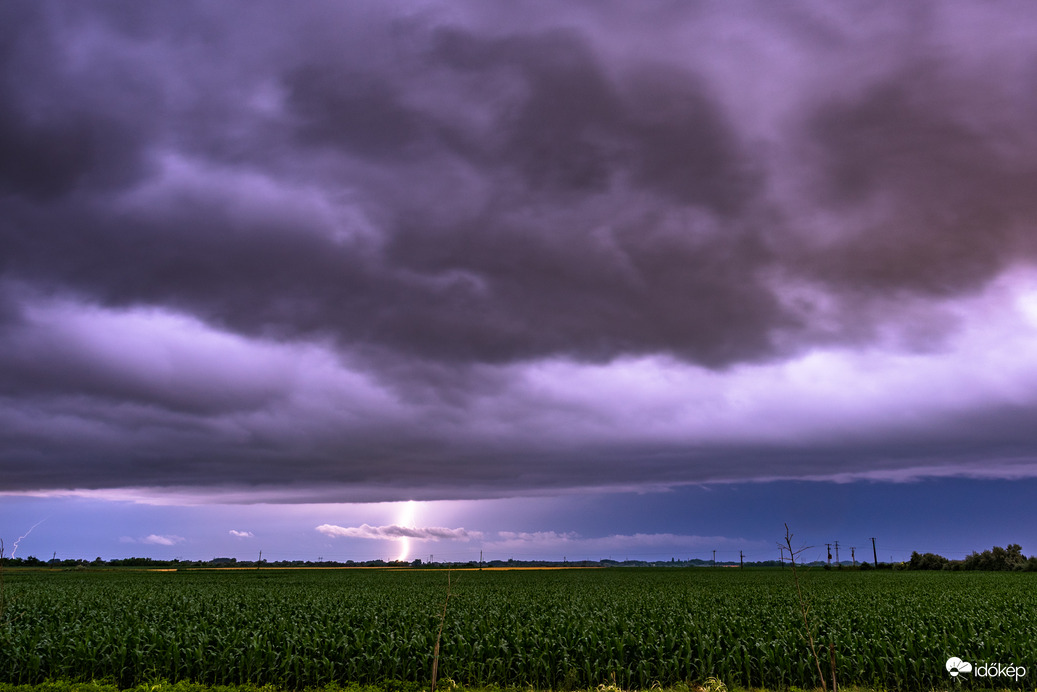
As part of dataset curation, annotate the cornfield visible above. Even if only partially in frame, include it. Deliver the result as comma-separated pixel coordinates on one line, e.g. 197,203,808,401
0,567,1034,689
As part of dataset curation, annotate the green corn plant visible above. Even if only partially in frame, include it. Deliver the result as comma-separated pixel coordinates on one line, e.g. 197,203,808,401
0,538,5,624
6,563,1037,689
430,569,454,692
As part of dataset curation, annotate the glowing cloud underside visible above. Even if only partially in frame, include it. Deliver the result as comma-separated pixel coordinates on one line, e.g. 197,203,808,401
315,523,478,540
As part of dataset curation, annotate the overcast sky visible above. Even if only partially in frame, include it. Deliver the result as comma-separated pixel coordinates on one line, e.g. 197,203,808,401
3,2,1037,563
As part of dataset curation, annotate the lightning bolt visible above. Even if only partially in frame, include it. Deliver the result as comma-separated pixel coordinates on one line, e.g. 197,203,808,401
11,518,47,558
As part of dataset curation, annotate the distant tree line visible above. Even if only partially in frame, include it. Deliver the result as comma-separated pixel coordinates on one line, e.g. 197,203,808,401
3,545,1035,571
906,544,1037,571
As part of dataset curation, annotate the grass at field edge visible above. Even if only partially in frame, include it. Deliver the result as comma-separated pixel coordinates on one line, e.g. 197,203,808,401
0,680,1015,692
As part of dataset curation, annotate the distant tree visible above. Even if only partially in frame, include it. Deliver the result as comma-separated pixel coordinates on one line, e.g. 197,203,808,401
962,544,1027,571
908,551,950,570
1005,544,1026,570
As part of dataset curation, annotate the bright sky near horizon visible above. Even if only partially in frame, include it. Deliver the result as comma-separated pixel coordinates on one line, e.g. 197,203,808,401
3,2,1037,563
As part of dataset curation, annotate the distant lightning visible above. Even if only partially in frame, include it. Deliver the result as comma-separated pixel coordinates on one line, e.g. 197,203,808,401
11,518,47,558
396,501,416,562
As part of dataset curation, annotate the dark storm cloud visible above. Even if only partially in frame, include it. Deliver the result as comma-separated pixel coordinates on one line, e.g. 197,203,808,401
5,1,1037,498
1,4,784,367
421,28,757,210
0,7,150,200
802,72,1037,298
288,66,433,161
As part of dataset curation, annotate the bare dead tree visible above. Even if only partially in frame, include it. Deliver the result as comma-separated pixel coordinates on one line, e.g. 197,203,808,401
779,524,836,692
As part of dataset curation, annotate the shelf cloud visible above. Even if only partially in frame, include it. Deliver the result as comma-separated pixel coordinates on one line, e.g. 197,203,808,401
4,2,1037,503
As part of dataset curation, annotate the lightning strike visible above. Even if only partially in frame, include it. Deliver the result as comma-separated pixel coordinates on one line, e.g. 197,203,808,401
11,518,47,558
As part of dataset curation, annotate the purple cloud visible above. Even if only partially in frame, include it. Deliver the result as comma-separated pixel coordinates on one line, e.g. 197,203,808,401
3,2,1037,504
317,524,481,541
141,534,185,546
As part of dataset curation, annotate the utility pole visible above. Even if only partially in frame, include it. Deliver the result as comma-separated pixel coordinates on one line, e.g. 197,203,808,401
834,541,840,568
871,537,878,568
258,550,262,570
739,551,744,568
779,549,785,569
712,550,716,567
479,549,483,571
826,543,832,567
851,547,856,568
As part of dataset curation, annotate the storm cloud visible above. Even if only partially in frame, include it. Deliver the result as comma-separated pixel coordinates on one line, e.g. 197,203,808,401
4,2,1037,501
